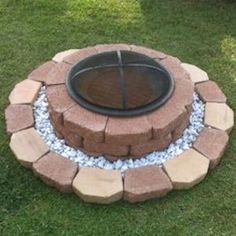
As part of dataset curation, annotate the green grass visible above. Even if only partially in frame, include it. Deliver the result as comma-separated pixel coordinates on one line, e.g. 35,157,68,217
0,0,236,235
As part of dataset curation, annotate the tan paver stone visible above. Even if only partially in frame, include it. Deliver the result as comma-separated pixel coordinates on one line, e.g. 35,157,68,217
105,116,152,145
28,61,56,83
181,63,209,83
72,167,123,204
10,128,49,168
9,79,41,105
204,102,234,133
64,105,108,142
195,81,226,103
193,128,229,168
163,148,209,189
63,47,97,65
52,49,79,63
84,139,129,156
124,165,172,203
45,62,72,85
33,152,78,192
130,134,172,157
5,104,34,134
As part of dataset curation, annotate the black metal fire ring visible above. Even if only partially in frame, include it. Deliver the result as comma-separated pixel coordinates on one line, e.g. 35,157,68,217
66,50,175,117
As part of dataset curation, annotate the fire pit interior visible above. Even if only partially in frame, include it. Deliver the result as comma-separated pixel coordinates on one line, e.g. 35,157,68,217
66,50,174,117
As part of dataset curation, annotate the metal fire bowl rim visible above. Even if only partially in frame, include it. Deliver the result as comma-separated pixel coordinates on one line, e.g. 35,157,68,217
65,50,175,117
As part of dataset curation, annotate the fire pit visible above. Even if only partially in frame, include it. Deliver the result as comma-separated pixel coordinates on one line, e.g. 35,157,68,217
66,50,174,117
5,44,234,204
39,45,194,160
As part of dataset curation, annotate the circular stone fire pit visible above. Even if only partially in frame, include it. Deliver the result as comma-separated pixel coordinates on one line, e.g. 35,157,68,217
44,46,194,160
5,44,234,204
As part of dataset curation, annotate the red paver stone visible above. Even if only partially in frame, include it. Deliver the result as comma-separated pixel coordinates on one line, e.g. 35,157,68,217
28,61,56,83
157,59,194,113
47,84,75,112
62,129,83,148
130,45,167,59
130,134,172,157
63,47,97,65
147,105,188,139
47,84,75,128
84,139,129,156
171,76,194,113
95,44,131,53
45,62,72,85
105,116,152,145
195,80,227,103
5,104,34,134
124,165,173,203
147,72,193,139
193,127,229,168
64,105,108,142
172,117,190,141
33,152,78,192
160,56,190,81
51,121,64,139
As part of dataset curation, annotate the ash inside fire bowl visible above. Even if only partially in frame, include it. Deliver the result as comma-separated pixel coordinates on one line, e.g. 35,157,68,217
33,87,205,172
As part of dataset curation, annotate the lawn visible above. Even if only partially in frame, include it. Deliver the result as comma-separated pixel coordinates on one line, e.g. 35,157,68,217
0,0,236,235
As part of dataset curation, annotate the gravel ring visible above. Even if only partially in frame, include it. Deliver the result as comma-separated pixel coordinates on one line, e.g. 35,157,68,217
33,86,205,172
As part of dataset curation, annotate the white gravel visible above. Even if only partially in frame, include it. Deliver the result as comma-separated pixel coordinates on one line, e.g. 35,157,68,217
33,87,205,172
